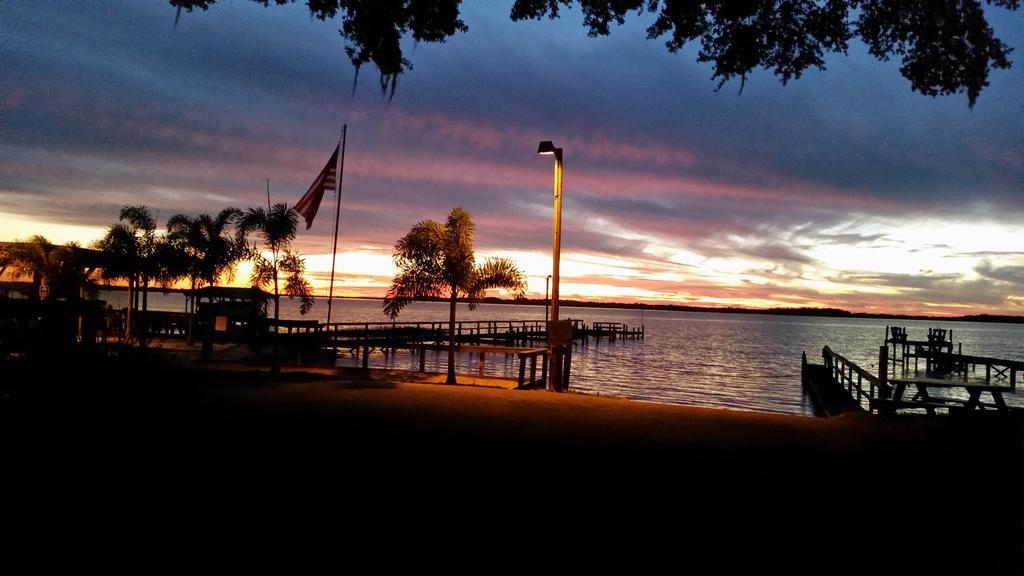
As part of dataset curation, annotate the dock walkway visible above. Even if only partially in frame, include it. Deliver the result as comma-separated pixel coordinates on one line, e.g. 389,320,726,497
803,326,1022,417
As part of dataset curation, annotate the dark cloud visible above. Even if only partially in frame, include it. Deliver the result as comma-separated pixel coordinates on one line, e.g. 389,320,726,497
952,251,1024,258
975,261,1024,286
833,271,1018,308
807,232,888,246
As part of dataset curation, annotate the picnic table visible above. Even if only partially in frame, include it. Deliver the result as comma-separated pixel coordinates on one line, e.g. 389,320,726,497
888,376,1010,414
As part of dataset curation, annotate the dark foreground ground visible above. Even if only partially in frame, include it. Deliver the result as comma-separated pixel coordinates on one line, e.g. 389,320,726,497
2,360,1022,573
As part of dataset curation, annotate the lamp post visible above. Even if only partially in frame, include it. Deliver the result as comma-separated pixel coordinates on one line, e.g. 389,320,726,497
537,141,563,323
544,274,551,323
538,140,564,391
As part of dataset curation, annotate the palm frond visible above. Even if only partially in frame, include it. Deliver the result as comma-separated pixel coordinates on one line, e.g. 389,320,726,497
279,250,314,314
383,270,446,319
239,203,298,253
466,257,527,310
384,218,451,319
442,207,475,288
119,205,156,233
249,255,276,290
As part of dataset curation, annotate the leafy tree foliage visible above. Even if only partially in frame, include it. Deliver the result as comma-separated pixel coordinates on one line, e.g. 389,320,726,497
169,0,1019,105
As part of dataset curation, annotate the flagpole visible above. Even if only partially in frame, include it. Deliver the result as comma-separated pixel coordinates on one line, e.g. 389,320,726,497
326,124,347,325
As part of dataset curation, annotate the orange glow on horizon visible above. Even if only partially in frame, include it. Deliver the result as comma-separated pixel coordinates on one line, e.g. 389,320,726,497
2,211,1021,317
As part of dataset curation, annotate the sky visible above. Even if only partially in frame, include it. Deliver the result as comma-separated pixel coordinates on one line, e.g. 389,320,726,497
1,1,1022,315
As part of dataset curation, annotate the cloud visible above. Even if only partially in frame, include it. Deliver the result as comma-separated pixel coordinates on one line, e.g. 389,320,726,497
831,271,1019,308
975,261,1024,286
808,232,888,246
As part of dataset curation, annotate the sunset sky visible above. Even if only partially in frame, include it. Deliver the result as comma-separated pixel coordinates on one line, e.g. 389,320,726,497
2,2,1022,315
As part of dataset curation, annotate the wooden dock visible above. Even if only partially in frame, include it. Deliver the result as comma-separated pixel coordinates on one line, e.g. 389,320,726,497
803,327,1022,417
139,311,644,346
314,318,644,350
134,312,643,389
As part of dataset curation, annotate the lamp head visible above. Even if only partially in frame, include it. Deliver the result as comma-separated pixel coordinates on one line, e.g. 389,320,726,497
537,140,558,155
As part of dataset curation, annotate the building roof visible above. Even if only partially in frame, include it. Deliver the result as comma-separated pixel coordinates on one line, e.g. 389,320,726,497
190,286,273,302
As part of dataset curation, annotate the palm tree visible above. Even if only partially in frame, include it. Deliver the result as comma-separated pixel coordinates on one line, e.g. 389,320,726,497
5,236,94,300
167,208,245,288
167,207,246,342
240,203,315,374
94,205,160,345
384,207,527,385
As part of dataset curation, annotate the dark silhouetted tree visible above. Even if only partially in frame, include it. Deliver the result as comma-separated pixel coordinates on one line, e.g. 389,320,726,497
167,207,247,342
169,0,1019,106
5,236,96,301
240,203,315,374
383,207,527,385
95,206,163,345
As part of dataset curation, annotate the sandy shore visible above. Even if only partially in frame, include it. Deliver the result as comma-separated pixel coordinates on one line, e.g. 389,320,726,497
3,362,1022,572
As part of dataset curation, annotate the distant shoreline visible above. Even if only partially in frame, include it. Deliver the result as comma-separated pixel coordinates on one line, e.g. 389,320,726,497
92,284,1024,325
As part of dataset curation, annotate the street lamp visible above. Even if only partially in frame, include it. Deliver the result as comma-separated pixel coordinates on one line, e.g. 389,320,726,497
538,140,564,391
537,141,563,323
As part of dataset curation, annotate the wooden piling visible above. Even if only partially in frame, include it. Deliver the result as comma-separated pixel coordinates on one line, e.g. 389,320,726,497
878,344,889,398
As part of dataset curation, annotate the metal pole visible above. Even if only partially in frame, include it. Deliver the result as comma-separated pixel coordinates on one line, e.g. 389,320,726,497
326,124,347,325
551,148,563,323
550,149,563,391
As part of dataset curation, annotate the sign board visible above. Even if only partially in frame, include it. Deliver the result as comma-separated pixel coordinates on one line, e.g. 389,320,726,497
214,315,228,332
547,320,573,347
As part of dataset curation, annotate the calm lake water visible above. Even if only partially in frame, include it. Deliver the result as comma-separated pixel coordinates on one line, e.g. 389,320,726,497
110,290,1024,416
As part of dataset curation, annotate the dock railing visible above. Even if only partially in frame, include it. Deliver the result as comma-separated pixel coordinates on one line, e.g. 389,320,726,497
821,345,890,411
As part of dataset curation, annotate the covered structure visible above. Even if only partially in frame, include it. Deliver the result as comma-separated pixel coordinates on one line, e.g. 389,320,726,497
0,241,110,360
0,241,110,300
190,286,272,357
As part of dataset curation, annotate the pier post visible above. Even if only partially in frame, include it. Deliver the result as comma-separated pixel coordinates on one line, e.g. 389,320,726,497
878,345,890,399
561,349,572,391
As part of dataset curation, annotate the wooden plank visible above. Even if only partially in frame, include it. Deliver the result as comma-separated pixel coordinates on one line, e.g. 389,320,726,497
890,378,1009,391
548,320,573,347
409,343,547,355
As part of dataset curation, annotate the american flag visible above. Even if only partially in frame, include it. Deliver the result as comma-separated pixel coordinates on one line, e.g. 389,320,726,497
295,144,340,230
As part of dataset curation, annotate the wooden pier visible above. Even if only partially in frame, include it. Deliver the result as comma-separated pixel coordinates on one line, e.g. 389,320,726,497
133,311,643,388
138,311,644,347
314,318,644,350
803,327,1022,417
